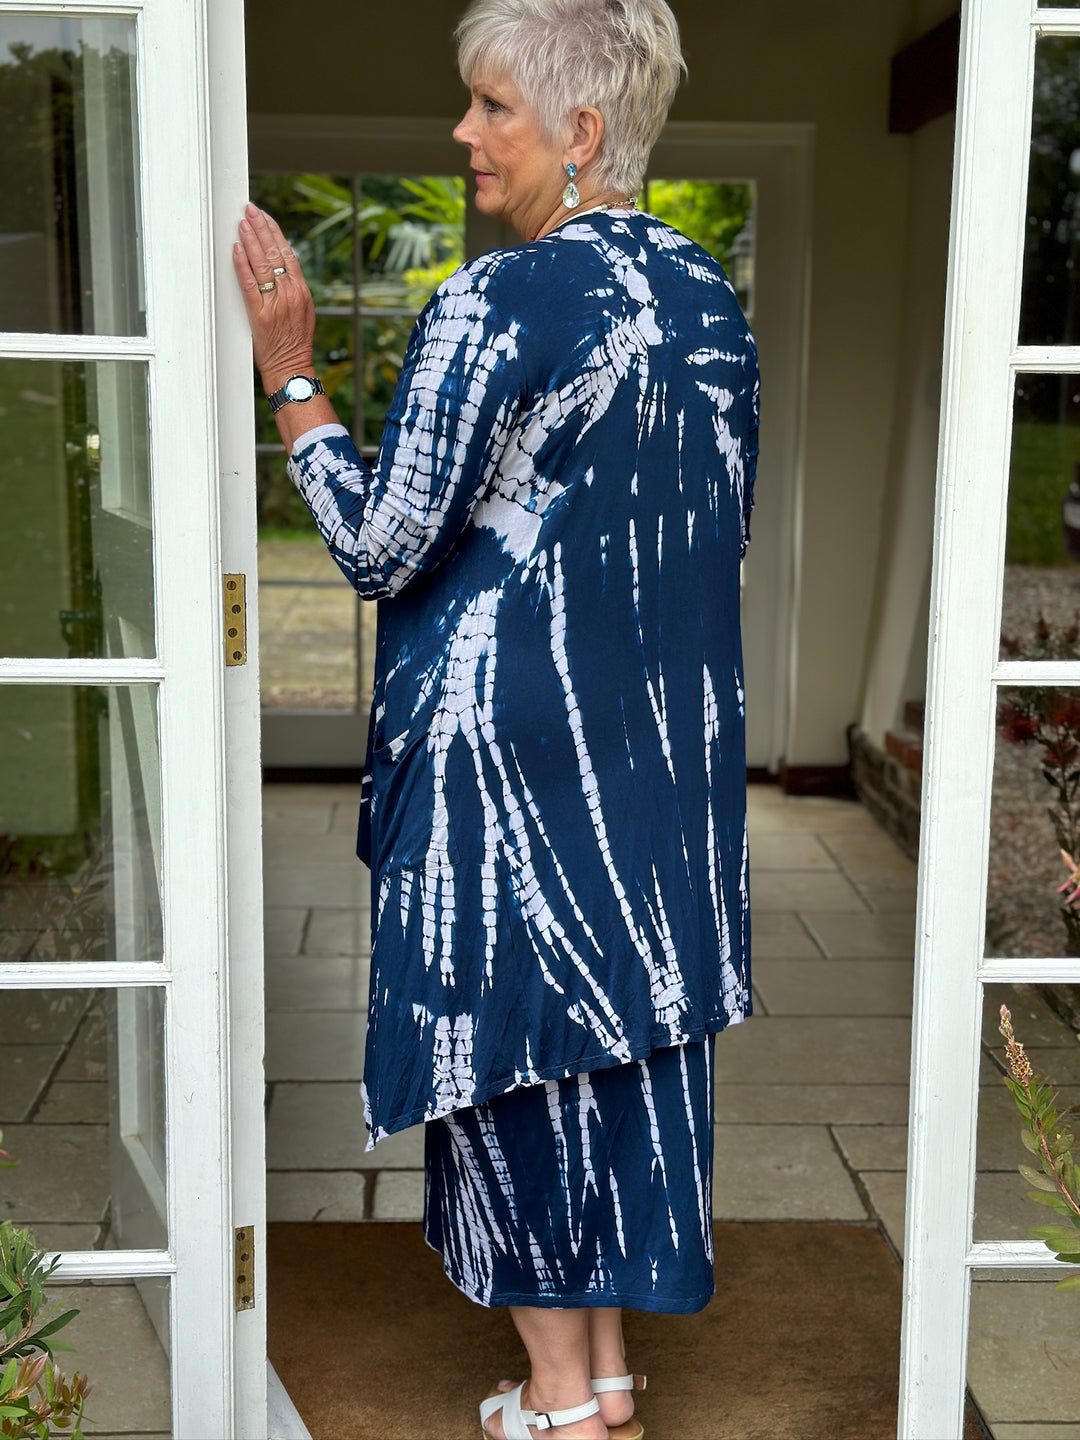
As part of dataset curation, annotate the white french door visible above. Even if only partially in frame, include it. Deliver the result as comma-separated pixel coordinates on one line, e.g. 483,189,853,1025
0,2,265,1436
901,1,1080,1434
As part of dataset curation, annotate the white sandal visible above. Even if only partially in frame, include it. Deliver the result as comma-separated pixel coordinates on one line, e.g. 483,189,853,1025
592,1374,646,1440
479,1381,601,1438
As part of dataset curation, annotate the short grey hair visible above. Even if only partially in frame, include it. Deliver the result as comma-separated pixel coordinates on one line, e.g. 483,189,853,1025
456,0,686,196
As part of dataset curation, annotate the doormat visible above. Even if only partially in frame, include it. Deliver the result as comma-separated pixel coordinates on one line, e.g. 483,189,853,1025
267,1221,987,1440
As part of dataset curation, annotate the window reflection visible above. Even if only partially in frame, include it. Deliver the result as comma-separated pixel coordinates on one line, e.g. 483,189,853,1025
251,173,466,714
1020,37,1080,345
0,685,162,964
990,686,1080,959
0,359,153,661
643,179,756,318
1001,373,1080,659
0,16,143,336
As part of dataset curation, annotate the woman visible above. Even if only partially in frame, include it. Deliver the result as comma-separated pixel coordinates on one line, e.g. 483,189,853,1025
235,1,758,1435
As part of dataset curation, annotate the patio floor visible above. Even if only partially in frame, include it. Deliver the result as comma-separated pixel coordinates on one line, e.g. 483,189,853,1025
264,781,1080,1438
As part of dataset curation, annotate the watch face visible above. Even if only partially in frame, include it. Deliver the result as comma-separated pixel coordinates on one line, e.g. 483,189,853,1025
284,376,316,401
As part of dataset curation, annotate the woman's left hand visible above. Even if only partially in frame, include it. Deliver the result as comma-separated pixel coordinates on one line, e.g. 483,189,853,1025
233,203,316,393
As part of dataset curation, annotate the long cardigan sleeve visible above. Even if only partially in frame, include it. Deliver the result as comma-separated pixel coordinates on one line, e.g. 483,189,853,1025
286,212,759,1145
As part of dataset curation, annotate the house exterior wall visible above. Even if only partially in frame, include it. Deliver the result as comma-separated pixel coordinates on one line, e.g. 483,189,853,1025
246,0,941,770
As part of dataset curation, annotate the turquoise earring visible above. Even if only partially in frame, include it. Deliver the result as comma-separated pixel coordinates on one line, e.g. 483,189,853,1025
562,162,580,210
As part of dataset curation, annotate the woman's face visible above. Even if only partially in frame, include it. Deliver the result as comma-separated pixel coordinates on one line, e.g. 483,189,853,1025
453,74,566,240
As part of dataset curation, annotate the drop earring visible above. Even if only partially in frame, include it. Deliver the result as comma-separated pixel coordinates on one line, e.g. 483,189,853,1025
562,162,580,210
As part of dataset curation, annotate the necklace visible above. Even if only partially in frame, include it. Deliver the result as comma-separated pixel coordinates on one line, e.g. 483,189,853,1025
550,197,638,230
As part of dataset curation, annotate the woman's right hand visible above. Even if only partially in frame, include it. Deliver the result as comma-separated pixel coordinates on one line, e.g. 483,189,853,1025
233,203,317,394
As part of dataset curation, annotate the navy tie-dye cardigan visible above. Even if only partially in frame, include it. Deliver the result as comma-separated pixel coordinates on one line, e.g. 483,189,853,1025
287,209,759,1144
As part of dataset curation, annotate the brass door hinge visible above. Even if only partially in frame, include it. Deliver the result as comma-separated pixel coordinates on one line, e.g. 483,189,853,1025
234,1225,255,1311
223,574,247,666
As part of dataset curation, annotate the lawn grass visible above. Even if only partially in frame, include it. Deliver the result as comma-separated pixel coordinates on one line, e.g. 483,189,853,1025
1007,419,1080,566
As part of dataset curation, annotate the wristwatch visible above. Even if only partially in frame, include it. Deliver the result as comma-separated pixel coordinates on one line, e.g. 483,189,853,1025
267,374,325,414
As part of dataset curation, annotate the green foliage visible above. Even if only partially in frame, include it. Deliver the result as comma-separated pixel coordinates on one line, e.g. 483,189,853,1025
644,180,752,275
1005,419,1080,567
251,172,467,526
0,1217,90,1438
999,1008,1080,1290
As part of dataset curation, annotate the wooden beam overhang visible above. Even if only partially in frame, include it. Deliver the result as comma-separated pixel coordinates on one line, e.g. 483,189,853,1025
889,10,961,134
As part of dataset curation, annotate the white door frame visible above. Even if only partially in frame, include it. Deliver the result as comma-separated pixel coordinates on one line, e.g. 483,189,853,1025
900,2,1080,1434
0,1,267,1434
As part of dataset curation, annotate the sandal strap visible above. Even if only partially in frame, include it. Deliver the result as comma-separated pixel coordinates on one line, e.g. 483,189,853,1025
522,1397,601,1431
592,1374,647,1394
480,1384,600,1439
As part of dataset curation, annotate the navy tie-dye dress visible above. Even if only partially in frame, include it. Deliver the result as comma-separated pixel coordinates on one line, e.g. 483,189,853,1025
287,208,758,1311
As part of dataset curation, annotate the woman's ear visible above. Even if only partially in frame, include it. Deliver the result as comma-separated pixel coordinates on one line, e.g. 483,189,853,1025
565,105,604,173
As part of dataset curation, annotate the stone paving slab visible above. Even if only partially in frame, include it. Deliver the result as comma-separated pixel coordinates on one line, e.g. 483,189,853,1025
750,871,869,912
266,955,369,1012
3,990,89,1043
748,832,838,871
372,1170,425,1221
714,1016,912,1087
855,885,918,913
265,1011,365,1081
54,1007,108,1084
832,1124,909,1171
993,1427,1080,1439
303,907,371,957
752,958,914,1016
968,1280,1080,1426
746,797,870,832
714,1082,912,1126
974,1171,1058,1244
263,906,308,958
800,910,916,957
747,912,823,958
263,829,361,867
34,1081,108,1125
861,1170,907,1255
268,1169,368,1222
712,1122,867,1220
0,1123,109,1223
266,1082,423,1170
52,1283,170,1434
0,1046,57,1122
262,864,367,908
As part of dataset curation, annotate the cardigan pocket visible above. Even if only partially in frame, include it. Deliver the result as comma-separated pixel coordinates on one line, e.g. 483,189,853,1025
370,725,460,874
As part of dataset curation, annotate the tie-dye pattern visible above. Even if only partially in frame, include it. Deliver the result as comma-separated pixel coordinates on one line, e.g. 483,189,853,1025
287,212,759,1145
424,1038,715,1311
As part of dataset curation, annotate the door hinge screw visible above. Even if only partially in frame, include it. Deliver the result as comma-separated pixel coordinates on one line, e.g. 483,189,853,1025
224,574,247,666
235,1225,255,1311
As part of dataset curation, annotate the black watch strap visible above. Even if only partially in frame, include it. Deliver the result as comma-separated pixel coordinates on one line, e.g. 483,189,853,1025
267,374,325,414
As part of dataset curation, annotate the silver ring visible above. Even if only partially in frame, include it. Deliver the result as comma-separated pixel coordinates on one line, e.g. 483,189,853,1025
257,280,276,293
272,266,287,276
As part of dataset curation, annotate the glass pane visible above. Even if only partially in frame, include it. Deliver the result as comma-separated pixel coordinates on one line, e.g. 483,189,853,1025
0,16,143,335
1020,37,1080,345
988,686,1080,958
0,685,162,963
50,1277,172,1436
1,988,167,1251
644,179,756,316
0,359,153,659
251,173,465,721
969,1271,1080,1428
975,983,1080,1243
